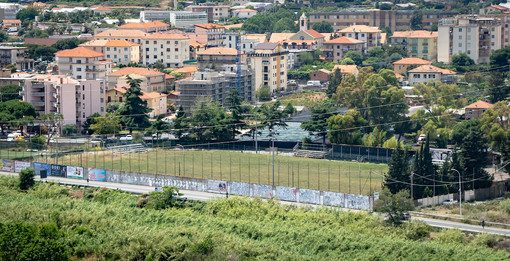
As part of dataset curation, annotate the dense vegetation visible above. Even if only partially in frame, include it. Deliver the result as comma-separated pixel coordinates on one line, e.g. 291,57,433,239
0,176,509,260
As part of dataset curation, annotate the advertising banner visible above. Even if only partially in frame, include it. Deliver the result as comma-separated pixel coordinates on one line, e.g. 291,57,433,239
0,160,13,172
33,163,50,176
207,179,227,194
50,164,66,177
66,166,84,179
14,161,30,173
87,168,106,181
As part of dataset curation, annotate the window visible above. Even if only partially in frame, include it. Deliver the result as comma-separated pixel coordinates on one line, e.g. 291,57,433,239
458,43,462,47
114,47,117,51
146,48,149,52
146,41,149,44
413,74,420,78
77,67,81,71
175,41,178,45
175,48,178,51
124,47,128,51
154,48,157,51
114,55,117,59
153,41,157,44
459,28,462,32
106,47,110,51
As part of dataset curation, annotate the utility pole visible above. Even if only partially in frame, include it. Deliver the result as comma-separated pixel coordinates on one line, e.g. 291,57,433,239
410,172,414,200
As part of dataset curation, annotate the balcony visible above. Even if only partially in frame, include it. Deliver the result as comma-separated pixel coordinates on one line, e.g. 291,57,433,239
85,67,106,72
262,61,270,65
51,102,59,108
32,92,45,97
52,93,59,99
32,101,44,106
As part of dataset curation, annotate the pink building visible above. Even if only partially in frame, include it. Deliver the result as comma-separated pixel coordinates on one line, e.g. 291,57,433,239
24,75,106,128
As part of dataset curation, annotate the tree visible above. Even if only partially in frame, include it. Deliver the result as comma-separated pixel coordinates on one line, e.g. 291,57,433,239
384,143,410,194
106,102,122,114
374,188,414,226
173,105,187,139
81,112,100,135
62,124,77,136
226,89,247,138
146,114,170,142
256,85,271,101
410,10,423,30
311,21,333,33
259,101,287,138
283,102,296,116
0,100,37,132
187,102,233,142
117,77,152,133
144,186,184,210
340,58,355,65
51,38,88,51
451,53,475,67
460,128,492,189
0,31,7,42
489,46,510,70
326,68,342,98
5,64,16,73
18,168,35,190
327,109,367,145
301,100,335,143
362,127,387,147
16,8,39,21
487,72,510,103
343,51,362,66
0,84,22,102
90,114,122,135
273,17,298,32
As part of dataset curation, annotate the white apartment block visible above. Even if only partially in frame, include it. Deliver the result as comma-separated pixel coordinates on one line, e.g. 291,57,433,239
140,11,208,29
438,16,502,64
56,47,112,80
79,40,140,65
250,43,288,93
142,33,190,68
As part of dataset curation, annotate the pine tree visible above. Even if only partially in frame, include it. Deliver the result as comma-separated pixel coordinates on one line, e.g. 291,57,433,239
118,77,152,133
384,143,410,194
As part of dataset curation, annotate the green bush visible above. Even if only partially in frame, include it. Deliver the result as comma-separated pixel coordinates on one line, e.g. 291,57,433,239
18,168,35,191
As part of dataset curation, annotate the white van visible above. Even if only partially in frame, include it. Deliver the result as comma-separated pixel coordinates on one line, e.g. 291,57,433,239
306,80,321,87
7,132,21,142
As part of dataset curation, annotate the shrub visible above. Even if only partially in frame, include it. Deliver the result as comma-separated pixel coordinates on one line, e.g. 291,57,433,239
18,168,35,191
435,229,466,245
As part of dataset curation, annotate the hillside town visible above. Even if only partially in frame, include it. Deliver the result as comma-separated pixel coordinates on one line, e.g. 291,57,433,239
3,0,510,260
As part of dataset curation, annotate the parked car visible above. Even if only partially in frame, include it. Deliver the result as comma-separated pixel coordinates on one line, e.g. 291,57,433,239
306,80,321,87
402,212,411,220
442,199,457,205
417,134,427,145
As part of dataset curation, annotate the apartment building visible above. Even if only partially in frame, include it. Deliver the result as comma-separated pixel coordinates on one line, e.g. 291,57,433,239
408,65,457,85
223,32,265,53
107,67,166,92
249,42,288,93
142,33,190,68
197,47,246,70
56,47,112,80
176,65,253,112
94,29,149,45
232,8,257,19
0,46,34,71
438,16,502,64
23,75,106,127
0,3,23,21
393,57,432,75
185,5,230,21
140,11,208,29
321,36,364,63
118,21,169,33
106,86,167,118
79,40,140,64
309,10,458,32
391,30,438,61
337,25,383,51
190,23,225,47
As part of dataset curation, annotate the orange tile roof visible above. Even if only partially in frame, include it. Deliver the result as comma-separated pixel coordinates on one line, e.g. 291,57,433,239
281,40,317,44
95,6,111,11
198,47,239,56
408,65,456,75
113,86,127,93
119,21,169,28
393,58,432,65
490,4,509,11
333,65,358,74
145,33,189,40
392,30,438,38
173,66,198,74
465,100,494,109
109,67,165,76
190,41,206,48
324,36,364,44
165,74,174,79
56,47,104,58
233,8,258,13
395,73,404,78
95,29,148,38
224,23,243,30
269,33,294,43
338,25,382,33
3,19,21,24
195,23,225,29
305,29,325,39
140,91,166,100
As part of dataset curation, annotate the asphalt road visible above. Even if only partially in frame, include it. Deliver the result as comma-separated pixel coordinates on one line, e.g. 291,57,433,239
2,171,510,237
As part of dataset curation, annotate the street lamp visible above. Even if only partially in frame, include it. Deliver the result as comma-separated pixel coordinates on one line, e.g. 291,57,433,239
451,168,462,217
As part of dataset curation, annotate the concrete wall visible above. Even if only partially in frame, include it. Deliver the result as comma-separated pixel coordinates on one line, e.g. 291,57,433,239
323,191,346,208
299,189,321,204
275,186,297,202
252,184,273,198
230,181,250,196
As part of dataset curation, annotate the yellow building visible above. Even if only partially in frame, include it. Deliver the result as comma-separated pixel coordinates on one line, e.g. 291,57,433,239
391,30,438,61
249,42,288,93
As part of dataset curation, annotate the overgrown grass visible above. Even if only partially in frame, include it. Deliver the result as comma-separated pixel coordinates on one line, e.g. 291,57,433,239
420,198,510,224
0,176,509,260
14,149,387,194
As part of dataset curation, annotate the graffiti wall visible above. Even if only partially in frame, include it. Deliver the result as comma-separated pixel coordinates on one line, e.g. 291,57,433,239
323,191,345,208
14,161,30,173
299,189,320,204
347,194,370,210
207,179,227,194
230,181,250,196
275,186,297,202
252,184,273,198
